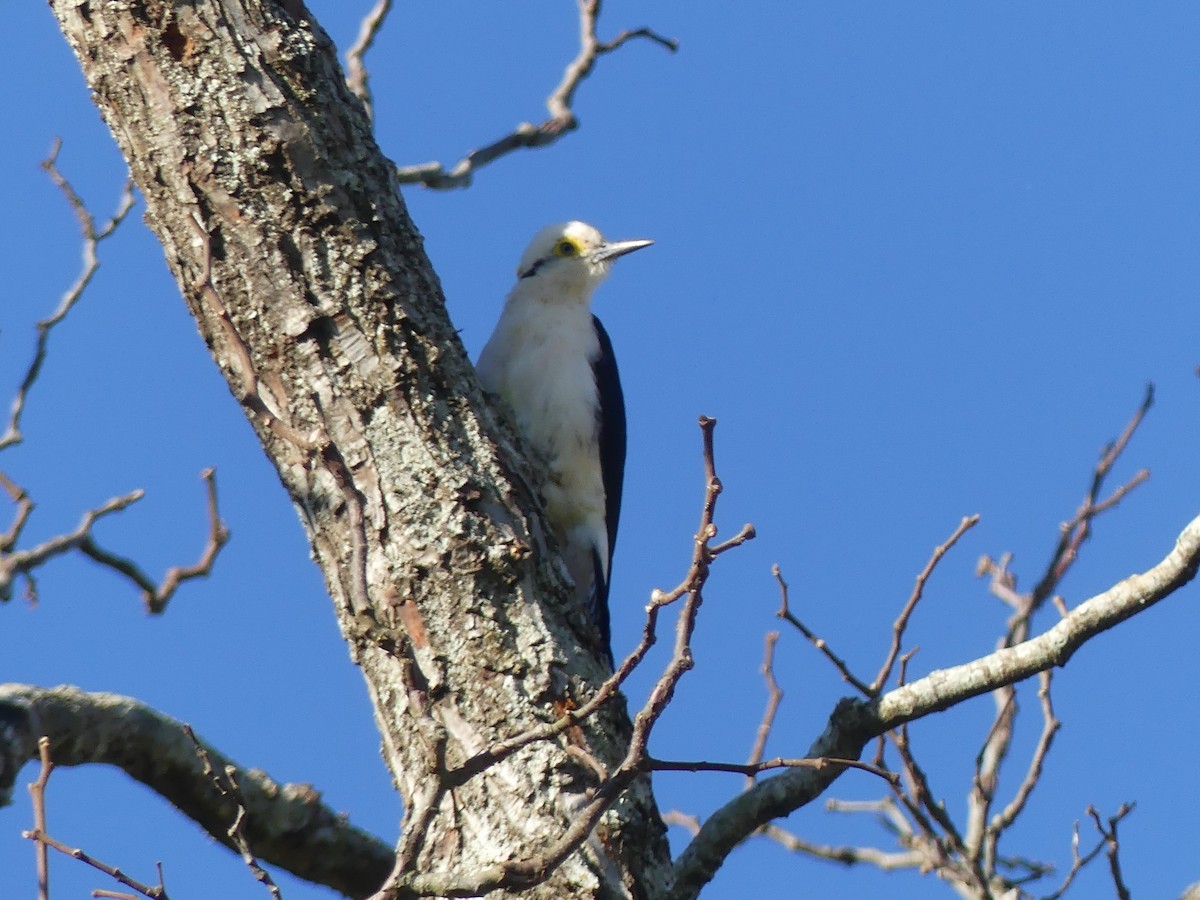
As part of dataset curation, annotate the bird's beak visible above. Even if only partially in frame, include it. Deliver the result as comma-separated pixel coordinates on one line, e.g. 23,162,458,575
592,238,654,263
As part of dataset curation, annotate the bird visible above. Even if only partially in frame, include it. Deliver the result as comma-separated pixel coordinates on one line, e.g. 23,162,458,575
476,221,653,666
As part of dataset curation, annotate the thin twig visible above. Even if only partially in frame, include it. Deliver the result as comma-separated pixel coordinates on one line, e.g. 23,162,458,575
964,686,1016,867
449,429,753,789
824,797,913,839
1028,384,1154,612
743,631,782,789
773,564,874,696
872,514,980,693
29,737,51,900
1088,803,1134,900
143,468,230,613
185,726,282,899
0,470,34,555
344,0,393,120
662,809,701,836
1042,805,1134,900
989,672,1060,835
760,822,924,871
647,755,898,786
396,0,677,188
376,416,749,898
976,552,1025,611
1043,819,1091,900
23,738,169,899
0,490,144,603
889,721,965,860
2,139,135,451
225,769,284,900
0,470,229,611
24,831,169,899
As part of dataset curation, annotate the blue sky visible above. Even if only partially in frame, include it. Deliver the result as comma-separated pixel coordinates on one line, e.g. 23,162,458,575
3,3,1200,898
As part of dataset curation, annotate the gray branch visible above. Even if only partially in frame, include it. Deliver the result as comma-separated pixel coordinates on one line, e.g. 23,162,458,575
669,512,1200,900
395,0,677,189
1,140,135,452
0,684,393,899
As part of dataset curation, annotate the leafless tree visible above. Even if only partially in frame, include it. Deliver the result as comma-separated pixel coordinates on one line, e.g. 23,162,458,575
2,3,1197,899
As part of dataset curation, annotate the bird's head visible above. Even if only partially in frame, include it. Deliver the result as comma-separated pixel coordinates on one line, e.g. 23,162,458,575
515,221,653,299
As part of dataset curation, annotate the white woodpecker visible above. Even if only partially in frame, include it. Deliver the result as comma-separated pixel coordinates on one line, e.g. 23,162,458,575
477,221,653,666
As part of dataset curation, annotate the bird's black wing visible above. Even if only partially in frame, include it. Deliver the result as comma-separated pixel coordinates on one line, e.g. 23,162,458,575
590,314,626,665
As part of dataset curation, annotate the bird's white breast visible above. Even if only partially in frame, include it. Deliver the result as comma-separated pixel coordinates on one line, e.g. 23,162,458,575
477,287,610,574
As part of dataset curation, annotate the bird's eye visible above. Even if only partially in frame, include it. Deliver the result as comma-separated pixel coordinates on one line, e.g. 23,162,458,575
555,240,578,257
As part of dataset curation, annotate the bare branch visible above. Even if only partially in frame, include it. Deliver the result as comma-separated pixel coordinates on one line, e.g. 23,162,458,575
872,514,980,693
449,420,755,791
764,393,1157,898
24,826,169,899
647,755,898,786
710,522,757,557
344,0,393,120
1043,819,1093,900
23,737,170,899
989,672,1060,836
0,471,34,557
889,720,966,861
743,631,783,789
875,511,1200,728
186,727,283,900
945,389,1153,887
770,798,1009,885
144,468,231,613
0,489,144,603
2,140,135,451
396,0,677,189
661,810,701,837
1028,384,1154,613
29,737,50,900
773,564,874,695
976,551,1025,610
825,797,915,840
760,822,925,871
0,470,229,612
1088,803,1134,900
964,686,1016,866
669,511,1200,900
0,684,392,898
1042,805,1135,900
376,416,752,899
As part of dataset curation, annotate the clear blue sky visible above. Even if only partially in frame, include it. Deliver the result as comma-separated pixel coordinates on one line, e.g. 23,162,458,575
4,3,1200,898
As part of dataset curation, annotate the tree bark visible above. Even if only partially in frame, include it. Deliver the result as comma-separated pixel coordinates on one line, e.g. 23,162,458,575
49,1,670,896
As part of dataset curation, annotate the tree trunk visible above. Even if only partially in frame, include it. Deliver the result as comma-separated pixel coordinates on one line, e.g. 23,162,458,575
49,1,671,896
